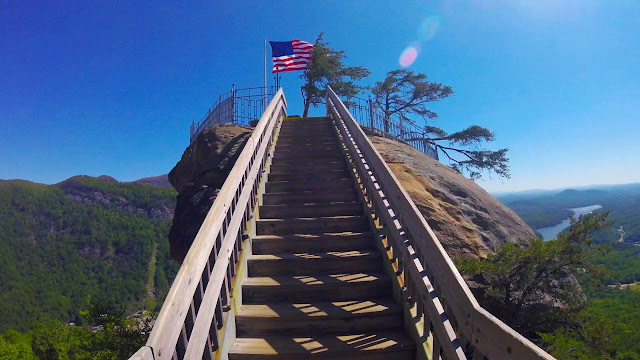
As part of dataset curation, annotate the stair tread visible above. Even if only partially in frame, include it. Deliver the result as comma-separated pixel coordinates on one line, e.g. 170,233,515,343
256,215,365,223
244,272,388,287
268,169,350,175
236,299,402,319
260,200,358,207
229,331,415,356
250,251,378,261
252,231,372,241
263,189,353,195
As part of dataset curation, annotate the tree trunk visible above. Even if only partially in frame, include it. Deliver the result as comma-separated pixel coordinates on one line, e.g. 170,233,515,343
303,101,310,117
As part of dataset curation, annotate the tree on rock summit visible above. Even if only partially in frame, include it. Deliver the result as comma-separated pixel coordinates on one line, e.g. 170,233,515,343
300,33,370,117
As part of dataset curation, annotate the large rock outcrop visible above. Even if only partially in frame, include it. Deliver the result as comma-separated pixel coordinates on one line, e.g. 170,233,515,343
370,136,535,258
168,125,252,262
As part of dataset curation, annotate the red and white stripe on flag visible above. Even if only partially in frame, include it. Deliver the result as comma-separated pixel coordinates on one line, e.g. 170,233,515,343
272,40,314,73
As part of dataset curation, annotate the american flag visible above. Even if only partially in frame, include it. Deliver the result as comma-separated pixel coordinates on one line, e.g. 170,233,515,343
269,40,314,73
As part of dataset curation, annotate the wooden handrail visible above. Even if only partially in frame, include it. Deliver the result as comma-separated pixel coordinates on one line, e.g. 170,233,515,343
327,86,554,360
130,89,287,360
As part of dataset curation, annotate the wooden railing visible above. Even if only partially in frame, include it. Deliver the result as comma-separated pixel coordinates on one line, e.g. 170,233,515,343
327,86,555,360
130,89,287,360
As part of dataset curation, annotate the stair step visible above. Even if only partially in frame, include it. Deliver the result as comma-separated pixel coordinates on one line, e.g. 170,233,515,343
275,143,339,152
229,331,414,360
270,162,346,174
277,135,335,142
236,299,403,336
248,251,381,276
259,202,362,219
256,216,368,235
282,118,328,124
279,126,332,132
265,179,352,193
267,170,349,182
271,155,344,165
242,273,392,303
262,189,357,205
277,137,336,143
278,130,333,137
252,232,374,254
273,149,343,159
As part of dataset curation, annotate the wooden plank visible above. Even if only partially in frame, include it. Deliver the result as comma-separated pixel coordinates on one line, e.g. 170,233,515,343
141,90,286,360
472,307,555,360
128,347,154,360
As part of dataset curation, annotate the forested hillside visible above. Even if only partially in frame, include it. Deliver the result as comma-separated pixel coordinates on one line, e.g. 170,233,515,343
0,176,179,333
492,185,640,357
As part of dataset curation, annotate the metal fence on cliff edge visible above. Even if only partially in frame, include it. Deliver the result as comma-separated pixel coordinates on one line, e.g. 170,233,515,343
190,86,439,161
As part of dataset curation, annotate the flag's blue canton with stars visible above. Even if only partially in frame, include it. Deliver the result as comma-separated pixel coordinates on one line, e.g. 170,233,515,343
269,40,313,73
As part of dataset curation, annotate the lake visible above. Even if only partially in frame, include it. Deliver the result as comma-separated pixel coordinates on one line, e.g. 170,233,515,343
537,204,603,240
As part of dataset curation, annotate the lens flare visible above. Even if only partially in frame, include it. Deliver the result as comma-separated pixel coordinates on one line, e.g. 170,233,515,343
399,43,420,68
417,16,440,42
398,15,439,68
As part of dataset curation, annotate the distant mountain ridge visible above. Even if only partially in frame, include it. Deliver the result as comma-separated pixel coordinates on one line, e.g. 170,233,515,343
0,175,179,333
134,174,172,189
501,185,640,243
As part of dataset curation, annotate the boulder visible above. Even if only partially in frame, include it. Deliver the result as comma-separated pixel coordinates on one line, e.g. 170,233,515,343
370,136,536,258
168,125,252,262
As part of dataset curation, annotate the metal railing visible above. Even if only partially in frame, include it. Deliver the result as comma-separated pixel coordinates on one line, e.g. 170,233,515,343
346,96,439,160
327,86,555,360
190,85,278,143
129,89,287,360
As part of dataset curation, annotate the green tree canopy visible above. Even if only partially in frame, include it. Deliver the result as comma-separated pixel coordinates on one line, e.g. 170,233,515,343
372,69,509,179
300,33,370,117
456,212,612,337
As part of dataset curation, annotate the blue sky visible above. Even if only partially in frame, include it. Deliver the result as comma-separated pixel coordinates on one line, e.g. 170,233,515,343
1,0,639,192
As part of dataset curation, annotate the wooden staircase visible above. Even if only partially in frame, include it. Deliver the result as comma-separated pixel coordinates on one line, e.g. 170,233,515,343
228,117,416,359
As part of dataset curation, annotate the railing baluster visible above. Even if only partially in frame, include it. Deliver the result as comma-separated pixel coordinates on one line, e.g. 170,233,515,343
176,324,188,359
432,334,442,360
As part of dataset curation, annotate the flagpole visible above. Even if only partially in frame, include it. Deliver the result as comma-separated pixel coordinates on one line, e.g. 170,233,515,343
264,38,267,107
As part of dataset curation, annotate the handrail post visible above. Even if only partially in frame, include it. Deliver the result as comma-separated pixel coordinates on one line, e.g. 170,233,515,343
231,84,236,124
368,96,375,131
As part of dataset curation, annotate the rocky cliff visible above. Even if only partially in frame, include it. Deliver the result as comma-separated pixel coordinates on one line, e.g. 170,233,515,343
370,136,535,258
168,124,535,262
168,125,252,261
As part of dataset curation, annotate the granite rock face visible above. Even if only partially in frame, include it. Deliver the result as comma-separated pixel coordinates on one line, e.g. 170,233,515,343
167,125,252,262
370,136,536,258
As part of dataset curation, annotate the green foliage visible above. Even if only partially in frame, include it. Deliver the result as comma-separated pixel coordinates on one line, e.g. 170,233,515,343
31,321,88,360
79,300,150,360
539,312,616,360
0,330,37,360
590,242,640,285
301,33,370,116
456,213,611,336
0,300,152,360
0,177,179,333
372,69,509,179
371,69,453,121
540,285,640,359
